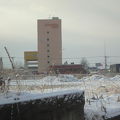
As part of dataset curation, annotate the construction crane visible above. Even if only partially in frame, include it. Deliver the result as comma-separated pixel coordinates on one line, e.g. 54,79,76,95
4,46,15,70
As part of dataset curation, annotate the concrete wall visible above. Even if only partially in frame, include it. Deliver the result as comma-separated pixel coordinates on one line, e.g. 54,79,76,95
0,91,85,120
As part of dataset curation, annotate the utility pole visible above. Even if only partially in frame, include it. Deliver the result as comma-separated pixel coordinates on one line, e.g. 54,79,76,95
104,41,107,70
105,56,107,70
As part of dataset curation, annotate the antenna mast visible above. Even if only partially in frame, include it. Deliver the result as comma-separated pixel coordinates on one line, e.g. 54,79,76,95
104,41,107,70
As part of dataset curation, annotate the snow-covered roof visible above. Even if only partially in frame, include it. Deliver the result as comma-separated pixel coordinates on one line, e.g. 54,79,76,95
0,90,84,105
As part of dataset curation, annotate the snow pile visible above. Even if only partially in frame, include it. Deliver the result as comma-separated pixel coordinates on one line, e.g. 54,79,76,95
88,74,105,81
57,74,78,82
110,75,120,81
1,74,120,119
10,74,79,86
39,74,78,83
81,74,105,81
85,94,120,120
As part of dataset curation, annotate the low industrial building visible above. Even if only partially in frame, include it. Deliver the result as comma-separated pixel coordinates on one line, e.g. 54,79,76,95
24,51,38,73
110,64,120,73
49,64,87,74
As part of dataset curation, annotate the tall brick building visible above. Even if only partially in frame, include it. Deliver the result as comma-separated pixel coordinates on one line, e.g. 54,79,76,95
37,17,62,73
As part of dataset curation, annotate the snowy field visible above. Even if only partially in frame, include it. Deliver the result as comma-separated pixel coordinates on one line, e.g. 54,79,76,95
0,74,120,120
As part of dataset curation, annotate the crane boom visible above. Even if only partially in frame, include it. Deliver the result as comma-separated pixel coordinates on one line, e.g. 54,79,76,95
4,46,14,69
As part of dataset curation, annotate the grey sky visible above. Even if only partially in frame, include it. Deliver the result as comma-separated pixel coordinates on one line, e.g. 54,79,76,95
0,0,120,67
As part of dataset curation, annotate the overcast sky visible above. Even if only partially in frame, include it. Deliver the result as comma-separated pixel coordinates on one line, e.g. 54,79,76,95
0,0,120,67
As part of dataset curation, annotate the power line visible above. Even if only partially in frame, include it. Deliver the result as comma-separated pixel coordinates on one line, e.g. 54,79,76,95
2,56,120,59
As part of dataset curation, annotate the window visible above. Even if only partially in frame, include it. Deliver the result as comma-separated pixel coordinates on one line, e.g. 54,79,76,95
47,50,50,52
47,38,49,41
48,61,50,64
47,44,49,47
47,31,49,34
47,55,50,58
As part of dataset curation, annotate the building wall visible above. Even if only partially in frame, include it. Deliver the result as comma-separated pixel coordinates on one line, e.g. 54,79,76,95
24,51,38,73
49,64,87,74
110,64,120,73
37,17,62,73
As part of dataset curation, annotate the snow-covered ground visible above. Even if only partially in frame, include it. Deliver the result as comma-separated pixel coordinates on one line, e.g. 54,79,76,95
0,74,120,119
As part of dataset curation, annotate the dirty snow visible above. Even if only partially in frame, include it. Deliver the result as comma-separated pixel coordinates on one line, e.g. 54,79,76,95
0,74,120,119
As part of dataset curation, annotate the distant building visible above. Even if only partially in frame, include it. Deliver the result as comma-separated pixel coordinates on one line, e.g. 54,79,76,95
95,63,103,68
37,17,62,73
88,67,98,72
49,64,87,74
110,64,120,73
24,51,38,73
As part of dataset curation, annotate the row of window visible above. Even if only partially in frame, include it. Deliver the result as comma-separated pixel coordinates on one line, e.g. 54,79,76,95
47,32,50,64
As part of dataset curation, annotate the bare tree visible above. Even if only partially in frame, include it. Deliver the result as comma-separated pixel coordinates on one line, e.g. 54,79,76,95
80,57,89,69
